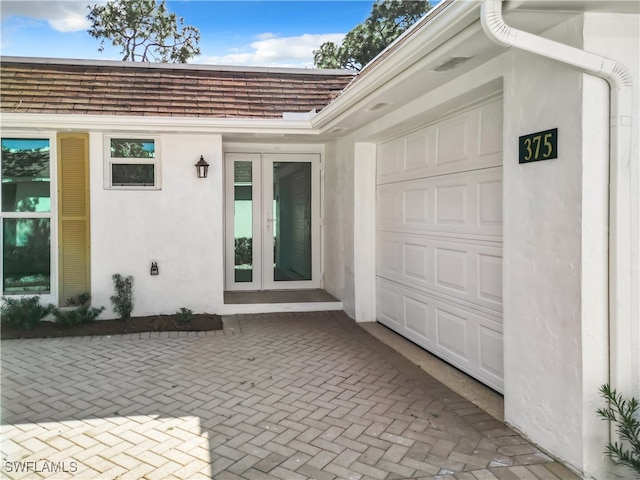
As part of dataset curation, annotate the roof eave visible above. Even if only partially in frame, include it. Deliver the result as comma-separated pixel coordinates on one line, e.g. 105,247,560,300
0,112,318,135
310,0,482,133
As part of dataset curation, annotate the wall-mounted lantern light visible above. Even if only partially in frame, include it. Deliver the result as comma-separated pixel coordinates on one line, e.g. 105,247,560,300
195,155,209,178
150,261,159,276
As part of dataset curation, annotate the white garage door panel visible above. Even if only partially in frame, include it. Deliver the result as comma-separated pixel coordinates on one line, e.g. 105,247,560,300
377,277,504,392
377,280,403,328
377,99,503,185
376,232,503,313
479,326,504,378
376,168,503,240
376,97,504,392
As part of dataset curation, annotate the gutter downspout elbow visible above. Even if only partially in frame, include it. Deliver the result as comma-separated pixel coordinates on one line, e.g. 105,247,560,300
481,0,632,92
480,0,637,459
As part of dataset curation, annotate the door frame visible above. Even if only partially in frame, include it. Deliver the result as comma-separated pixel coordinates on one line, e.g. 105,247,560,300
224,152,321,291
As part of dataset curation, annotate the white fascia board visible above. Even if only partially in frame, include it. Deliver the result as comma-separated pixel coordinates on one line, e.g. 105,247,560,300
310,0,482,132
0,112,318,135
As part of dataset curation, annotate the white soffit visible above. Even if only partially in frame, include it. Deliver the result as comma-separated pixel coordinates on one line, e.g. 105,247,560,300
312,0,622,137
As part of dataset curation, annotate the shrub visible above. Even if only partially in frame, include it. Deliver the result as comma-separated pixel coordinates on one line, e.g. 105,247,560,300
597,383,640,475
175,307,193,324
110,274,134,321
67,292,92,307
0,296,53,330
52,293,105,327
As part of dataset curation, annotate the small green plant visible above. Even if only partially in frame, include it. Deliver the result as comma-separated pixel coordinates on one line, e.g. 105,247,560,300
110,274,134,321
52,293,105,327
597,383,640,475
67,292,91,307
175,307,193,324
0,296,53,330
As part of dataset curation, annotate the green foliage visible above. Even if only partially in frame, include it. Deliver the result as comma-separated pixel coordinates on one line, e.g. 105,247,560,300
66,292,92,307
235,237,252,266
597,383,640,475
0,296,53,330
110,274,134,321
175,307,193,324
2,218,51,290
110,139,155,159
52,293,105,328
87,0,201,63
1,144,49,182
314,0,431,71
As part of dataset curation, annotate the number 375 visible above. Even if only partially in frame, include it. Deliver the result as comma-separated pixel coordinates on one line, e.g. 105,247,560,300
519,128,557,163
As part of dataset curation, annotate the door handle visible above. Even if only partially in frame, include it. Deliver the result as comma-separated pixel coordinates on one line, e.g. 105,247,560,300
266,217,275,232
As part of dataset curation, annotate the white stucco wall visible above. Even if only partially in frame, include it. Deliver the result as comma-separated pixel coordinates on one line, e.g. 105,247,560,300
501,13,640,478
353,142,377,322
502,16,588,472
90,132,224,318
323,137,355,318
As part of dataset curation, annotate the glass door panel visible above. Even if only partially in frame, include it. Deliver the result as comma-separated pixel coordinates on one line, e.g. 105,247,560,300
233,161,253,283
272,162,312,282
225,153,320,291
262,154,319,290
225,153,261,291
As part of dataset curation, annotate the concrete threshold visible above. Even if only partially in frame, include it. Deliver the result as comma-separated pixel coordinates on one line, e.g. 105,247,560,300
358,321,504,422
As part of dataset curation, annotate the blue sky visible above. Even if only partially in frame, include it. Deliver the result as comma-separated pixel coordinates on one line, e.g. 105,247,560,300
0,1,381,68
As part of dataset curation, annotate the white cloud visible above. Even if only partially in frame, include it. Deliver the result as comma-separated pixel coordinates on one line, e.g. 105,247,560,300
254,32,277,41
197,32,345,68
1,1,99,33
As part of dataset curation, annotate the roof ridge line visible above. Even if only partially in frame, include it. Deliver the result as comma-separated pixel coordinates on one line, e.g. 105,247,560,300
0,56,355,76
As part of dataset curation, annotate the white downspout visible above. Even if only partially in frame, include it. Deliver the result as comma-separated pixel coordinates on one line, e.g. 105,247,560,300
481,0,635,396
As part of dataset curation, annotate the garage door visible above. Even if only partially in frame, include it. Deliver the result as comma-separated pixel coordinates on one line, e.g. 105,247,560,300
376,97,504,392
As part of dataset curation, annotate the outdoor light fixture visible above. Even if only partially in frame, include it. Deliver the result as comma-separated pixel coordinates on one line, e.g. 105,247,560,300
195,155,209,178
150,262,159,276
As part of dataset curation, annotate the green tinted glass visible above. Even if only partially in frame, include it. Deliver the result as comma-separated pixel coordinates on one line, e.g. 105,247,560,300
110,139,155,158
112,164,155,186
234,161,253,283
2,218,51,293
1,138,51,212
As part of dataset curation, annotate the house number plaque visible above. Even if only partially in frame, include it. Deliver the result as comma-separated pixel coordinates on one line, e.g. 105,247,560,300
519,128,558,164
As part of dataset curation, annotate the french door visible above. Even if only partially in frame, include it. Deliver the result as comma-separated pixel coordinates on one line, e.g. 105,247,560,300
224,153,321,291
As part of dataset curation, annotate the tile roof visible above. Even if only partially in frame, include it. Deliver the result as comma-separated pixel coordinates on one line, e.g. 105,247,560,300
0,58,355,119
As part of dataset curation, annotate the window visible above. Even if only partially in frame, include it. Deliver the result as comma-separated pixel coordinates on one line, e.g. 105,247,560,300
105,137,160,189
1,137,52,294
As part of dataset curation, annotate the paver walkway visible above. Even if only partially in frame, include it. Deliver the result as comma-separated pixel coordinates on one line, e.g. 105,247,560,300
1,311,578,480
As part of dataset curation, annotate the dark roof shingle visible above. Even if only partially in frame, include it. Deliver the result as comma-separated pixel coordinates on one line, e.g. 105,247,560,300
0,59,355,119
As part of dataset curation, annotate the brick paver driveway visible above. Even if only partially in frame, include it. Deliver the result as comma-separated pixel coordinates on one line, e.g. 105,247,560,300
1,312,577,480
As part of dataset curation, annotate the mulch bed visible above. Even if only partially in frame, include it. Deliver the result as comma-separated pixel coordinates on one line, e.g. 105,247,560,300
0,314,223,340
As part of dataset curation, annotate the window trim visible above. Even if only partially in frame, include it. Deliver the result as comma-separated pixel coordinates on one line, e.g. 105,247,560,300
104,135,161,190
0,132,58,302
